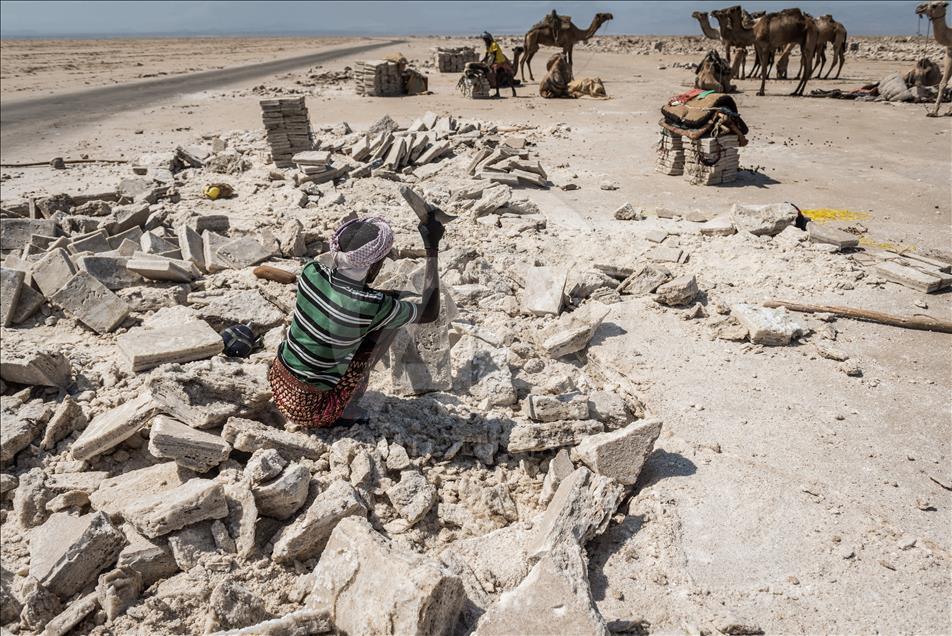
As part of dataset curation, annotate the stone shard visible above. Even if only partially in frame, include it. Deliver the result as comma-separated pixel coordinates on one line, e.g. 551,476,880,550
539,301,611,358
0,217,58,251
522,266,567,315
29,511,126,598
41,396,87,450
148,415,232,472
117,320,223,372
222,417,326,460
176,223,207,271
507,419,604,453
539,449,575,506
245,448,288,484
574,419,662,485
306,517,464,636
474,545,608,636
188,289,284,332
11,283,46,324
50,272,130,334
71,391,159,460
13,467,50,527
731,303,805,346
39,590,98,636
699,214,737,236
116,523,178,586
653,274,699,306
526,393,590,422
31,248,77,297
1,267,24,326
731,202,798,237
203,230,232,272
386,470,436,526
272,480,367,563
112,202,151,233
526,467,625,561
617,263,672,296
90,462,195,516
0,345,72,387
96,567,142,622
874,260,946,293
207,609,333,635
126,256,195,283
252,463,311,520
123,478,228,538
224,483,259,560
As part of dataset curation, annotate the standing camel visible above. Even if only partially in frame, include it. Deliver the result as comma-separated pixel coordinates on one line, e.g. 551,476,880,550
692,11,721,41
712,6,758,79
520,12,614,81
813,15,849,79
753,8,818,96
916,1,951,116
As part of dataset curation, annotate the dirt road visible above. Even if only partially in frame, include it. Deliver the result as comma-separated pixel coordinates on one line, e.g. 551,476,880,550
0,39,402,153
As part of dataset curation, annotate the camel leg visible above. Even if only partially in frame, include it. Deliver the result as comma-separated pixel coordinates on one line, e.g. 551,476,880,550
834,49,846,79
928,53,952,117
524,48,535,82
567,44,574,68
793,36,816,96
756,43,770,96
815,45,827,80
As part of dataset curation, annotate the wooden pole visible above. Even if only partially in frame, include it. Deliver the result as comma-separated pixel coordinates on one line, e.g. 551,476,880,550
253,265,296,285
764,300,952,334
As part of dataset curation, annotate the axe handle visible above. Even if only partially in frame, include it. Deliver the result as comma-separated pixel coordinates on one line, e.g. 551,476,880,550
253,265,297,285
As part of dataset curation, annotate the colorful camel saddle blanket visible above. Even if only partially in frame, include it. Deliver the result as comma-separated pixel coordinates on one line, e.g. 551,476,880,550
661,91,748,135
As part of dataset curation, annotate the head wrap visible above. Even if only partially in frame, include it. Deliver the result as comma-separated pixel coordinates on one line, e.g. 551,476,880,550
329,216,394,273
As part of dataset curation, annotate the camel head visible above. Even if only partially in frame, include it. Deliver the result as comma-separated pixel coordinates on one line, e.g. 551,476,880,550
595,13,614,26
691,11,707,20
916,1,948,18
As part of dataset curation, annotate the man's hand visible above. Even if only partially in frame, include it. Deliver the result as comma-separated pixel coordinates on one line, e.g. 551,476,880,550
418,217,445,251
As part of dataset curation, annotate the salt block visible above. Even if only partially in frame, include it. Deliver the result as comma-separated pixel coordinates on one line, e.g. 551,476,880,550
574,419,663,485
117,320,223,372
50,271,130,333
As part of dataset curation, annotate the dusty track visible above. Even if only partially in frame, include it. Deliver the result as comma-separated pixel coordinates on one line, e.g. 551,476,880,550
0,39,402,152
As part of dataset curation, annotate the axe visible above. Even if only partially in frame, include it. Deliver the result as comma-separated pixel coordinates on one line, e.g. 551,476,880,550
399,186,457,225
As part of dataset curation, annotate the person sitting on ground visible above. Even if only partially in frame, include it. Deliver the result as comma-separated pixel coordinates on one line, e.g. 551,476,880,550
269,215,444,428
481,31,517,98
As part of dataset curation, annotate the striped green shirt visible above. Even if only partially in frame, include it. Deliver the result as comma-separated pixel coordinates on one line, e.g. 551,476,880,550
280,261,419,389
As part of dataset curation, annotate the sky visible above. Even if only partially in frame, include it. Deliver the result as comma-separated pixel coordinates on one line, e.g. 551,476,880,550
0,1,936,38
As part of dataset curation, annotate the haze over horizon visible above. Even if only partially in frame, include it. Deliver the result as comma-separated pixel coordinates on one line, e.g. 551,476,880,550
0,0,938,38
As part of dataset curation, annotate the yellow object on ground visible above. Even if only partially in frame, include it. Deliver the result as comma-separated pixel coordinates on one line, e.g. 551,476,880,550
858,236,917,252
204,185,221,200
801,208,871,223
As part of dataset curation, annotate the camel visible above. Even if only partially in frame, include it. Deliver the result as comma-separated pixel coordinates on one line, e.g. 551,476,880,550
915,1,951,116
904,57,942,87
753,8,818,96
521,12,614,81
692,11,721,41
814,15,848,79
695,50,734,92
539,53,573,98
711,6,756,79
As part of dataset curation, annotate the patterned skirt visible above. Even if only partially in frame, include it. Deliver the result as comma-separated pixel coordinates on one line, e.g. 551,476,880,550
268,351,370,429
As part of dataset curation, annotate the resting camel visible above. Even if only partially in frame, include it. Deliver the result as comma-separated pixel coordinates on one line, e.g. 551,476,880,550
692,11,721,41
521,12,614,81
539,53,573,98
695,50,734,92
814,15,848,79
753,8,817,96
916,1,951,116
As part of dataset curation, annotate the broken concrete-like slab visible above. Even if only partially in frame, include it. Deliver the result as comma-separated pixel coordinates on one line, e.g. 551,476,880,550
31,248,77,297
117,320,223,372
148,415,232,473
306,517,464,636
731,202,798,237
222,417,326,460
507,419,604,453
90,462,194,517
71,391,159,460
540,300,611,358
731,303,805,346
271,480,367,563
522,266,567,316
123,478,228,538
50,271,130,334
215,237,272,269
526,393,590,422
29,511,126,598
526,466,625,561
0,267,24,327
574,418,663,485
75,255,143,290
0,345,72,388
654,274,699,306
